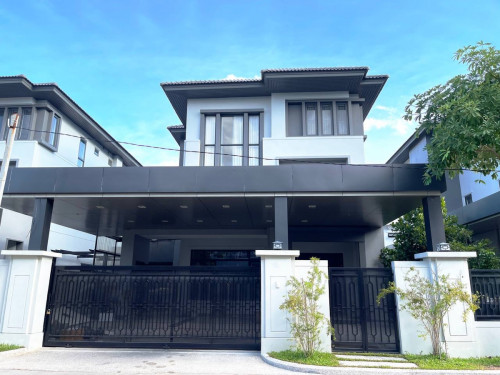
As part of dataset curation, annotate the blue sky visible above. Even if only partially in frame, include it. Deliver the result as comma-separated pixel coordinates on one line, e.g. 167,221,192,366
1,0,499,166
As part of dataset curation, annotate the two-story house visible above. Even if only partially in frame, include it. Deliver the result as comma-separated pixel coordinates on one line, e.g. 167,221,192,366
0,75,141,264
388,132,500,253
0,67,448,351
0,68,446,270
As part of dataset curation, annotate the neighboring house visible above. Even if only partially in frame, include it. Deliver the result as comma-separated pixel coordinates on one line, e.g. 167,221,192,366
387,132,500,253
0,75,141,264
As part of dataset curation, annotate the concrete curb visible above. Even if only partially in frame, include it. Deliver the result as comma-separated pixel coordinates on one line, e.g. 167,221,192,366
261,353,500,375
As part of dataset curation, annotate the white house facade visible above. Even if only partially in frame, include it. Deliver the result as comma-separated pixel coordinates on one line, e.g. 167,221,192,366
387,132,500,253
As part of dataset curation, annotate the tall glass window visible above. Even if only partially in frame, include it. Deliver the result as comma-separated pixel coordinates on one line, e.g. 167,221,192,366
202,112,261,166
220,115,243,166
204,116,216,166
46,114,60,146
248,115,260,166
77,139,86,167
17,108,32,140
321,103,333,135
337,102,349,135
305,103,317,135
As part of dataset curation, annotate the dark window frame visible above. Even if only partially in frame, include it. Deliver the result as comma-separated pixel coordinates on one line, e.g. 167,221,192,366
286,99,352,137
0,106,35,141
77,138,87,167
199,110,264,167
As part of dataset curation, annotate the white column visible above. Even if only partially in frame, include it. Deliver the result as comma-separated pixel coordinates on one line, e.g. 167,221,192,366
392,251,477,357
256,250,332,354
256,250,300,353
0,250,61,348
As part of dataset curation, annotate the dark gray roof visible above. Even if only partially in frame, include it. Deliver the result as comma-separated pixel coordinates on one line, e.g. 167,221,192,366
0,75,141,166
161,67,388,125
167,124,185,145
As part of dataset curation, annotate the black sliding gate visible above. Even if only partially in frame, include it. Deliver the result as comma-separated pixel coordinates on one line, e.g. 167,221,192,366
44,266,261,349
329,268,399,352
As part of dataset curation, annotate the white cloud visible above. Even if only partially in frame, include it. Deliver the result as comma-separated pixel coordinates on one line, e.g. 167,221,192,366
375,105,398,113
222,73,260,80
364,117,414,135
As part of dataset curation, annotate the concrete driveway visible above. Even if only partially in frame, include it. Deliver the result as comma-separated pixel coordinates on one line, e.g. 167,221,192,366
0,348,298,375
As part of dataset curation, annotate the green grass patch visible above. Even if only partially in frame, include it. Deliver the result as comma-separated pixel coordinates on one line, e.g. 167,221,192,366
404,354,500,370
0,344,22,352
269,350,339,367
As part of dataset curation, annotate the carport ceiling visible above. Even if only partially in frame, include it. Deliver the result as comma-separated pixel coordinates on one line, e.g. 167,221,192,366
3,194,424,237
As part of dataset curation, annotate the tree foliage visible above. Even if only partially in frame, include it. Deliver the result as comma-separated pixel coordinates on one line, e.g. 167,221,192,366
279,258,334,357
404,42,500,183
379,198,500,269
377,268,479,357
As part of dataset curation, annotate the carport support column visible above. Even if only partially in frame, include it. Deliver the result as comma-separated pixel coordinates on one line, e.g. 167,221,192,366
274,196,289,250
256,250,300,354
422,196,446,252
0,250,61,348
28,198,54,250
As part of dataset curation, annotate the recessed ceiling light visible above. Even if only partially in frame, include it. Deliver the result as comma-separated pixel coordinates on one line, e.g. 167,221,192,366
127,220,135,223
308,205,317,209
151,238,157,242
96,205,105,209
222,204,231,209
180,205,189,209
301,219,309,223
266,219,273,223
137,205,147,209
161,219,169,223
196,219,204,223
231,219,238,223
265,204,273,208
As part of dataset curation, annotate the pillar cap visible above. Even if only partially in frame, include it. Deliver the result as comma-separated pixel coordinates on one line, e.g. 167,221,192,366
255,250,300,257
1,250,61,258
414,251,476,260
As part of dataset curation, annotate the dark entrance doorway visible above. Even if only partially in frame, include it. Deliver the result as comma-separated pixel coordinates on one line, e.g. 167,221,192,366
329,268,399,352
44,266,261,349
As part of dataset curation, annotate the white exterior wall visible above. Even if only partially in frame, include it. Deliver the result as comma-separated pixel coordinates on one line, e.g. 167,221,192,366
263,136,364,165
459,171,499,205
408,136,428,163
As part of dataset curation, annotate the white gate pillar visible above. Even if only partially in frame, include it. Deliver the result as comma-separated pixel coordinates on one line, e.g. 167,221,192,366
256,250,331,354
256,250,300,354
393,251,477,357
0,250,60,348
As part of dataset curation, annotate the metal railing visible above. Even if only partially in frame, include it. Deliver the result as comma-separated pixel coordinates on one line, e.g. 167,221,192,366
470,269,500,321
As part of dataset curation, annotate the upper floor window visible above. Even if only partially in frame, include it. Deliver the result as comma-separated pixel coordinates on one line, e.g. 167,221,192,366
45,114,60,147
287,100,350,137
201,111,262,167
1,107,33,141
464,193,473,206
77,139,86,167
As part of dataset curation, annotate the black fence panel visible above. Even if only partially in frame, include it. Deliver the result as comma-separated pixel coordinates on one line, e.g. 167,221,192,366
329,268,399,352
44,266,260,349
470,269,500,321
